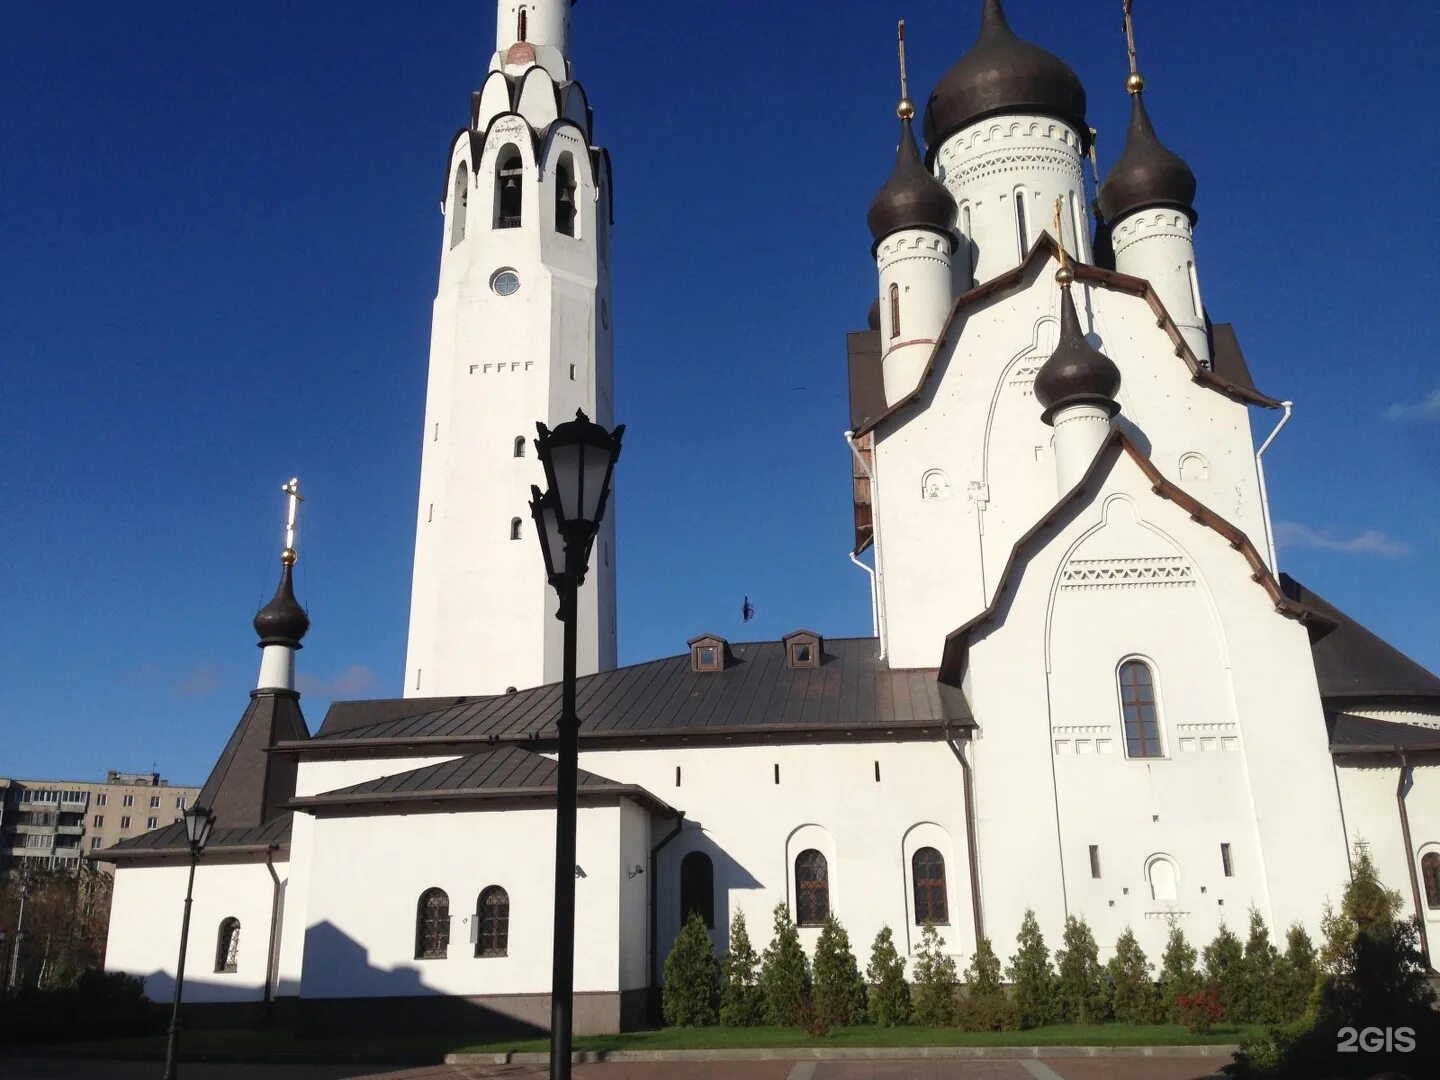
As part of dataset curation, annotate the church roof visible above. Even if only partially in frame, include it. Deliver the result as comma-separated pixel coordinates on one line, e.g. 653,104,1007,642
283,637,972,757
1329,713,1440,754
196,689,309,832
850,234,1278,440
96,813,292,862
288,744,677,817
1281,575,1440,703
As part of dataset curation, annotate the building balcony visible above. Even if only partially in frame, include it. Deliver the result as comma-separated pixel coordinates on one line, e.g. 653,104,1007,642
56,824,84,836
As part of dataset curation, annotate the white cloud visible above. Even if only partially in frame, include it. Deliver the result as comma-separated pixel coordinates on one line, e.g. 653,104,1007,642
173,664,222,697
1273,522,1410,558
297,664,379,697
1384,386,1440,421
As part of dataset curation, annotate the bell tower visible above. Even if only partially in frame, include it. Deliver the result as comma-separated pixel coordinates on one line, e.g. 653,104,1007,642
404,0,616,698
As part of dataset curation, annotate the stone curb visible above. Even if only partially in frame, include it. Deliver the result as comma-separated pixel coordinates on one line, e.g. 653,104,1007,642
452,1045,1240,1065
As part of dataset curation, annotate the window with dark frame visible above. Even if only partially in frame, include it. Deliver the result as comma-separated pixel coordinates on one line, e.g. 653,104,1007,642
1089,845,1101,879
888,283,900,339
450,162,469,248
792,643,812,664
555,154,577,237
416,888,450,959
680,851,715,928
1422,852,1440,909
795,849,829,926
912,847,948,925
509,517,522,541
514,436,526,458
475,886,509,957
1118,660,1163,758
214,917,240,974
1221,843,1234,877
496,147,523,228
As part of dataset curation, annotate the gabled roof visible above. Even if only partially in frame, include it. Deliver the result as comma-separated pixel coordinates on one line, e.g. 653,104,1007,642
1282,575,1440,702
1329,713,1440,754
938,429,1333,684
287,744,677,817
852,234,1278,439
97,813,292,863
283,637,971,757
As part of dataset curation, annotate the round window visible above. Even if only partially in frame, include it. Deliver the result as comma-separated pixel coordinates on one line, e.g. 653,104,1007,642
491,269,521,297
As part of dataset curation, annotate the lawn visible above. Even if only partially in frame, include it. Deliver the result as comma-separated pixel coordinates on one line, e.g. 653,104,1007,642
27,1022,1261,1060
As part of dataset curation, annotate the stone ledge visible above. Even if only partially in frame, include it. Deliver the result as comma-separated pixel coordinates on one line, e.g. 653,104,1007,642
456,1044,1239,1065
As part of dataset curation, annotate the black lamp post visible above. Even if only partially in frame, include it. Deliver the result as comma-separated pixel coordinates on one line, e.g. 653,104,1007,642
529,409,623,1080
162,804,215,1080
7,877,28,997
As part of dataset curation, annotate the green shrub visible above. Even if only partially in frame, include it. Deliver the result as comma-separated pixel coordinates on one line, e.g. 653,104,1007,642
1157,922,1201,1023
963,934,1004,998
662,912,718,1026
957,933,1017,1031
865,926,910,1027
1238,908,1285,1024
718,909,763,1027
759,903,811,1026
910,922,961,1026
1106,927,1161,1024
0,971,159,1045
1054,915,1109,1024
1274,922,1317,1023
811,914,866,1028
1005,909,1057,1028
1201,922,1244,1021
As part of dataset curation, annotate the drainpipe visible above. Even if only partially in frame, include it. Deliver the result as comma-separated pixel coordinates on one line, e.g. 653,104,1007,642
647,815,686,1015
944,724,985,945
845,431,886,659
263,847,282,1019
1254,400,1293,574
1395,752,1432,968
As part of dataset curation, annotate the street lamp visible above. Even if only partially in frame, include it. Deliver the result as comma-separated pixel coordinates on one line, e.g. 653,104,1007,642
162,804,215,1080
7,876,28,997
529,409,623,1080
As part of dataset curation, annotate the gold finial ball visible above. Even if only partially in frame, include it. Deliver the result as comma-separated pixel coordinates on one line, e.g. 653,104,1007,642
281,547,298,566
1125,72,1146,95
897,98,915,120
1055,265,1075,286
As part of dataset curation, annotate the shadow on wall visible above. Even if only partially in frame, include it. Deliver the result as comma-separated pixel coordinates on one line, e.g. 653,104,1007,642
671,823,764,957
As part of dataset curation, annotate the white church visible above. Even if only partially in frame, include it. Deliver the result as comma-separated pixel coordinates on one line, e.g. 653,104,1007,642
102,0,1440,1035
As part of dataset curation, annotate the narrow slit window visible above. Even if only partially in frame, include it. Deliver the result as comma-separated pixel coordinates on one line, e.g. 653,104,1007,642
569,363,576,381
1069,190,1085,261
773,763,780,785
1089,845,1101,879
1221,843,1233,877
1187,259,1202,317
874,761,881,782
961,204,976,279
513,436,526,458
555,154,577,237
675,766,681,787
450,162,469,249
888,283,900,339
495,146,523,228
509,517,522,540
1015,190,1029,256
517,8,527,41
214,917,240,974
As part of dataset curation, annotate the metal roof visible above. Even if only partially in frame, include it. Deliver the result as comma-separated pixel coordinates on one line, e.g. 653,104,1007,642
1329,713,1440,754
292,637,970,754
97,813,292,862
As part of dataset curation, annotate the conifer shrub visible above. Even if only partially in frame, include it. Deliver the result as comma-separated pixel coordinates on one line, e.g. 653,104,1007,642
759,903,811,1026
1005,909,1058,1028
1157,921,1202,1024
1054,915,1109,1024
662,912,718,1026
865,926,911,1027
955,933,1019,1030
1202,922,1245,1021
911,922,961,1026
1238,908,1284,1025
1106,927,1161,1024
1275,922,1317,1024
811,914,867,1029
718,909,763,1027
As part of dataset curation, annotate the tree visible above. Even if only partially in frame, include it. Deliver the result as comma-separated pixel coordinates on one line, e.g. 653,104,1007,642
1202,922,1244,1020
0,868,112,994
865,926,910,1027
1274,923,1317,1023
718,910,763,1027
811,914,866,1028
1239,909,1284,1024
1157,922,1201,1024
1106,928,1161,1024
1054,915,1109,1024
1005,909,1057,1028
964,935,1004,998
911,922,961,1026
959,934,1020,1031
662,912,718,1026
759,903,811,1026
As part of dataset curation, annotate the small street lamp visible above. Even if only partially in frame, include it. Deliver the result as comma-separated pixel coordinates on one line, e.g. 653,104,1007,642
7,876,29,997
162,804,215,1080
529,409,623,1080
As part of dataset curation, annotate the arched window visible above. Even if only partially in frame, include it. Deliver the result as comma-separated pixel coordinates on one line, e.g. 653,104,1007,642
961,204,975,279
517,7,527,41
214,917,240,973
450,162,469,249
416,887,450,959
795,849,829,927
510,517,523,540
912,847,948,925
496,146,523,228
555,154,577,237
513,436,526,458
680,851,714,928
1147,855,1178,901
1119,660,1163,758
1015,189,1029,256
888,283,900,340
1423,852,1440,909
475,886,509,957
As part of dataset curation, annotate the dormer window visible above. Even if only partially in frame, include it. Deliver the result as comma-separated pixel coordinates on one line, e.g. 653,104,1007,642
687,634,728,673
783,629,822,669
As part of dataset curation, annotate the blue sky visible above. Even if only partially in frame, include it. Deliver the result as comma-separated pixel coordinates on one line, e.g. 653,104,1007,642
3,1,1436,785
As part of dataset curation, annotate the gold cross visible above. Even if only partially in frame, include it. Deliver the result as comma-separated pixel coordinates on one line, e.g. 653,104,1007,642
281,477,303,563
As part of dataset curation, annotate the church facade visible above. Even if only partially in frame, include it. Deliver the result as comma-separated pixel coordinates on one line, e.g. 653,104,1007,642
102,0,1440,1035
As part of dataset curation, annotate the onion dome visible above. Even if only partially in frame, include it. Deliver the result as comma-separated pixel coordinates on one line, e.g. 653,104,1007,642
1099,89,1196,224
868,297,881,331
253,556,310,648
1034,278,1121,425
924,0,1088,154
867,116,956,250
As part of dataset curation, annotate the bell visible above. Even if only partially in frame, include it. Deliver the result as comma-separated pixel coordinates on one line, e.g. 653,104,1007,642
558,186,575,206
503,175,518,191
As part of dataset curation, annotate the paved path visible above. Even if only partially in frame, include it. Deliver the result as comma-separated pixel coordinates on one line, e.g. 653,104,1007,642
0,1058,1228,1080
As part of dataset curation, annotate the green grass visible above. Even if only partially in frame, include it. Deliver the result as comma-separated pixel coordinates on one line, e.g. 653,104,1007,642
28,1022,1261,1060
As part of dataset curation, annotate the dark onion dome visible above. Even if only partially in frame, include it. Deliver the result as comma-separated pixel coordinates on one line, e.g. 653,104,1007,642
867,116,956,250
1034,280,1121,425
253,559,310,648
1099,91,1197,224
868,297,881,331
924,0,1088,154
